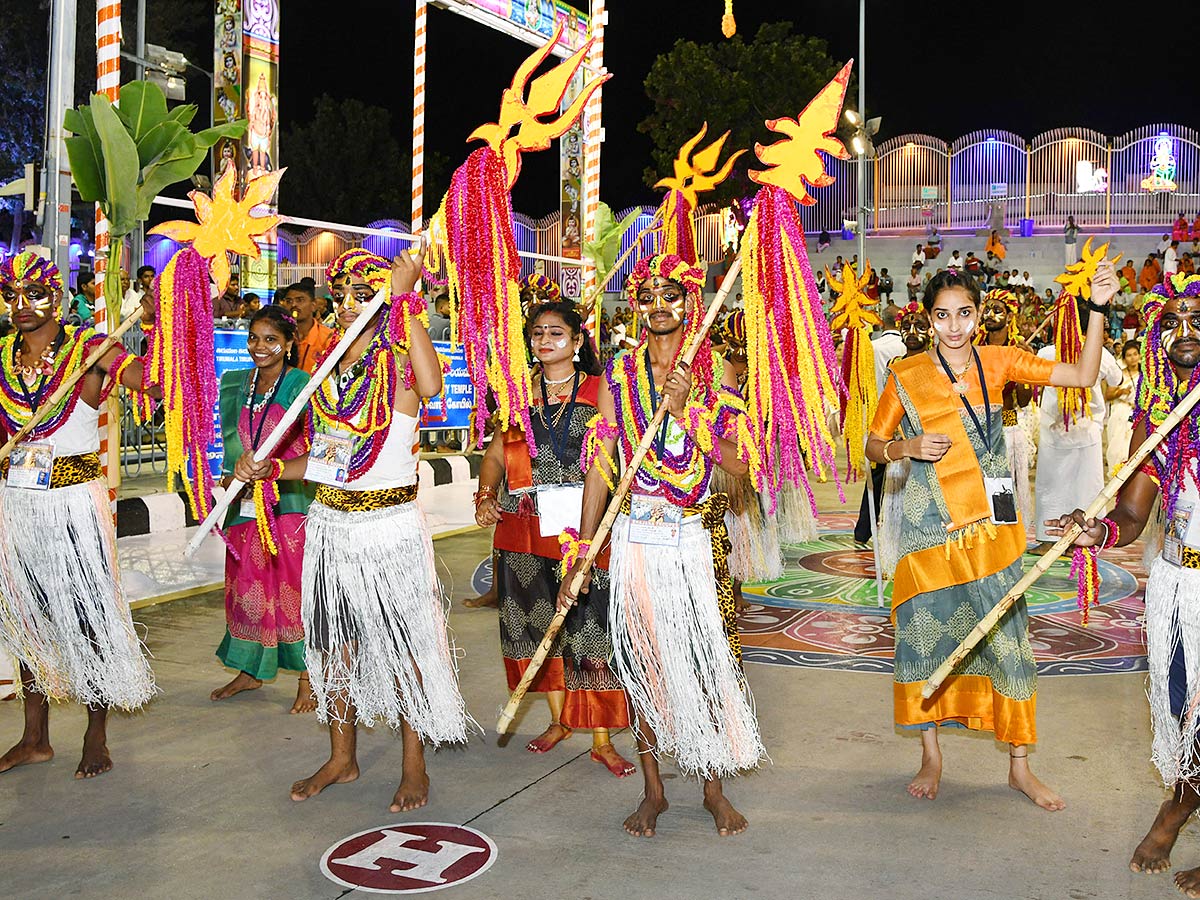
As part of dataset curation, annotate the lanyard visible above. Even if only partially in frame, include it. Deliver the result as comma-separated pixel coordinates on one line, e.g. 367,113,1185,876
245,365,287,451
643,349,672,458
936,346,991,447
539,370,580,467
13,330,65,415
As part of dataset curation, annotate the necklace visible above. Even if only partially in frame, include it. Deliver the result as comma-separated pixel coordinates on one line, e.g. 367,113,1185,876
944,354,973,394
542,370,576,386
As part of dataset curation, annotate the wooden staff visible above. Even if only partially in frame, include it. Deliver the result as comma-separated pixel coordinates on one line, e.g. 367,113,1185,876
497,256,742,733
0,307,147,464
184,286,390,557
922,376,1200,699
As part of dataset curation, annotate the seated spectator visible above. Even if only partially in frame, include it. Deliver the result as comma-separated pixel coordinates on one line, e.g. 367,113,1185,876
243,292,261,316
1021,271,1034,292
947,249,965,269
985,228,1007,261
1183,252,1196,276
911,243,926,265
1009,269,1025,287
1158,233,1172,258
906,265,922,301
213,273,241,318
1193,214,1200,251
878,267,894,301
817,228,831,252
1173,214,1190,243
964,252,983,275
927,226,943,250
995,269,1010,288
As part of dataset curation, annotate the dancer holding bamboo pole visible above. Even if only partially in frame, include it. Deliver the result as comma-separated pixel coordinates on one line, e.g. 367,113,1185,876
0,250,162,780
559,253,763,837
863,262,1117,810
1046,274,1200,892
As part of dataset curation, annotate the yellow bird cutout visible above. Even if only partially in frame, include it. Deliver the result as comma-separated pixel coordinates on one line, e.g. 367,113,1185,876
467,22,610,188
829,260,881,331
749,60,853,205
1054,236,1122,300
654,123,746,210
149,167,283,294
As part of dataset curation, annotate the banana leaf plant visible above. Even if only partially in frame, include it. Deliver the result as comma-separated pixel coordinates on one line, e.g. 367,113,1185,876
581,202,643,294
63,80,246,324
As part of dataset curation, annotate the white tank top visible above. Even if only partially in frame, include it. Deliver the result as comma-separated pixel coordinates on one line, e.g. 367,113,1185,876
50,397,100,457
349,411,419,491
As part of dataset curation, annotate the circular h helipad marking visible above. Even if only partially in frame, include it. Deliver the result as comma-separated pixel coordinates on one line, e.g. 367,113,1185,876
321,822,497,894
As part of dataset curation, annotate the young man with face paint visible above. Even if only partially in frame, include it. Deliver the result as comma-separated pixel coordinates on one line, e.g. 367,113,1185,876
0,250,161,780
562,253,764,839
976,289,1038,526
865,264,1117,811
236,246,472,814
1048,274,1200,894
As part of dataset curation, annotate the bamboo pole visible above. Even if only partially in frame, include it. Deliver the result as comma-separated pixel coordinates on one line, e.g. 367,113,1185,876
496,255,741,733
0,307,146,464
922,376,1200,698
184,285,391,557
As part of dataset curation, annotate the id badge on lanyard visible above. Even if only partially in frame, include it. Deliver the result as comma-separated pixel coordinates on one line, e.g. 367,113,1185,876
537,483,584,538
7,439,54,490
628,494,683,547
1165,501,1198,566
305,430,354,487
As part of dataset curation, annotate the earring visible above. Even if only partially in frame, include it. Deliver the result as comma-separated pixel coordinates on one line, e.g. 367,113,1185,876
573,346,581,362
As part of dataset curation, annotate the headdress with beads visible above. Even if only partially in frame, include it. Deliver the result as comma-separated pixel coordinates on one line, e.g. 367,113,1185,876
325,248,390,291
1133,273,1200,516
723,309,746,350
519,272,561,304
0,250,64,293
623,253,704,306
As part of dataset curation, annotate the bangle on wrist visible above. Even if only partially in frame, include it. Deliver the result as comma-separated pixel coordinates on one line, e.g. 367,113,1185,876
882,440,895,463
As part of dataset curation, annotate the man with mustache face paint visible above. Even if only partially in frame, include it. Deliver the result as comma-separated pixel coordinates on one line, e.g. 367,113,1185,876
0,250,161,780
1048,274,1200,893
563,253,764,838
977,289,1037,526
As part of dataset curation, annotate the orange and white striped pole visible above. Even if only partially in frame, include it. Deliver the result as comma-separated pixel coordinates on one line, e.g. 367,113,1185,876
582,1,605,335
412,0,427,236
95,0,121,494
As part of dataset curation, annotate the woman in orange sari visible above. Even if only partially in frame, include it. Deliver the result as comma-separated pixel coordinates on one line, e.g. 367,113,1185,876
985,229,1007,262
866,266,1117,810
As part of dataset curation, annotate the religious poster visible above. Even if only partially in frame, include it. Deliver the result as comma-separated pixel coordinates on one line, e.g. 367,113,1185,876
212,0,280,302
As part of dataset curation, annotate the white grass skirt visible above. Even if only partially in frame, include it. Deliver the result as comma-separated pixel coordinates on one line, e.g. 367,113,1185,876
609,512,765,779
1004,423,1035,529
877,459,910,580
775,480,818,544
1145,557,1200,786
302,499,472,743
0,479,154,709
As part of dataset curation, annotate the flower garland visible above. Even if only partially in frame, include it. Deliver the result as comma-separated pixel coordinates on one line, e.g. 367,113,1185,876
0,326,98,439
1051,289,1089,429
1070,516,1119,626
146,246,220,523
1133,273,1200,518
657,190,697,265
558,527,591,579
252,459,285,556
741,185,844,512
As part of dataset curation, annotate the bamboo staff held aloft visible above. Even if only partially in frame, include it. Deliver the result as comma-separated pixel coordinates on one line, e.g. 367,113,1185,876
0,306,150,465
496,255,743,734
922,375,1200,698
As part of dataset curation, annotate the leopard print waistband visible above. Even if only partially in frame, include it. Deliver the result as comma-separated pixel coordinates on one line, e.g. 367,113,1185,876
1,452,102,489
314,482,418,512
1001,408,1019,427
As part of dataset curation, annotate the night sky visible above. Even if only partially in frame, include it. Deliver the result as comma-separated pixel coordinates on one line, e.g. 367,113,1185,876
282,0,1197,214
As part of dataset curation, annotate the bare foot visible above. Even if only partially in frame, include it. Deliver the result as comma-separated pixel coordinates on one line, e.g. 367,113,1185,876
390,771,431,813
290,675,317,715
908,749,942,800
703,791,749,837
526,723,572,753
211,671,262,702
1178,866,1200,898
1131,797,1192,874
0,739,53,774
1008,756,1065,811
623,795,669,837
75,733,112,779
591,743,636,778
462,591,498,609
290,757,359,801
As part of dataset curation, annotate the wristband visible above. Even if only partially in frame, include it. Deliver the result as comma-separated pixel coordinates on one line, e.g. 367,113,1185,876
1086,300,1109,315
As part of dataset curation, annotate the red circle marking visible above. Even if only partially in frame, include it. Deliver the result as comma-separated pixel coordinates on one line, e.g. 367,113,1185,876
321,822,497,894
